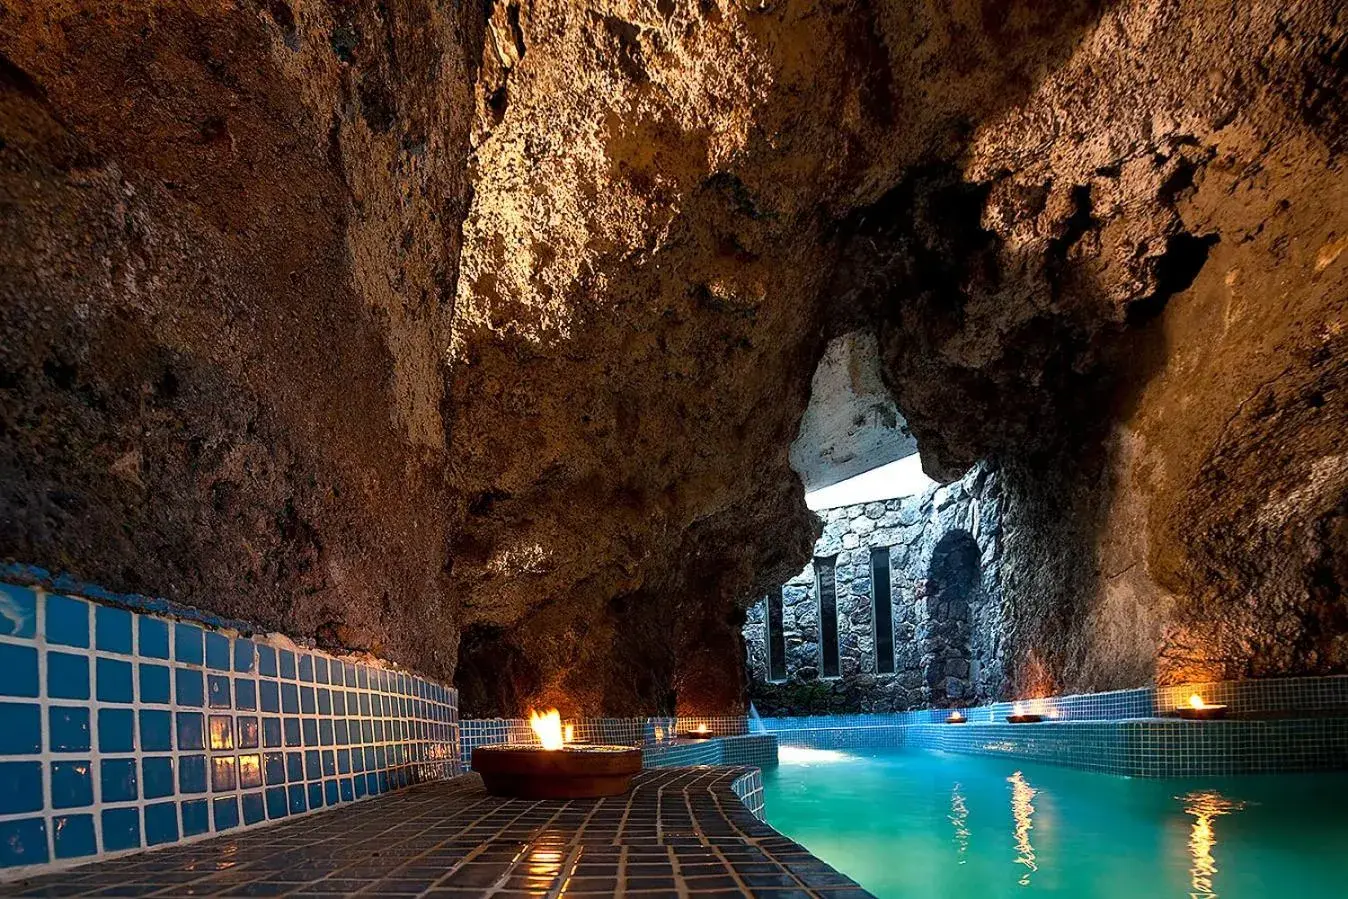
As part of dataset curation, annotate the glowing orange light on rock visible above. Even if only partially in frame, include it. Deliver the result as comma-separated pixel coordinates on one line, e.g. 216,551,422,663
530,708,564,750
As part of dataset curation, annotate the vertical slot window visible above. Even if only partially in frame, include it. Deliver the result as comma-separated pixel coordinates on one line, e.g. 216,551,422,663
767,590,788,682
816,556,840,678
871,547,895,674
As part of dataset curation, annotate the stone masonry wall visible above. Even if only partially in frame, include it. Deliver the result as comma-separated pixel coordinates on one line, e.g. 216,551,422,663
745,463,1007,714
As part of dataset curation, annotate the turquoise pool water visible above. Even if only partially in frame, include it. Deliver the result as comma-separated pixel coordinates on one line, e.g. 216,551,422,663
762,748,1348,898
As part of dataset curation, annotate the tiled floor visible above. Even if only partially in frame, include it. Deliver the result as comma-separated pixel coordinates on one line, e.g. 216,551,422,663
5,769,871,898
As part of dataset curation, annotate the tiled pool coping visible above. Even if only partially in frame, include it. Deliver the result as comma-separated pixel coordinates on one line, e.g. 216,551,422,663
4,767,873,898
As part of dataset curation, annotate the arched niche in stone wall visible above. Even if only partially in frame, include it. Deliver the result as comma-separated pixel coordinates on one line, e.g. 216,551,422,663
922,529,981,706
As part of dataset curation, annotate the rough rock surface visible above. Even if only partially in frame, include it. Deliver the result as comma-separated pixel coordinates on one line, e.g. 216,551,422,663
2,0,1346,713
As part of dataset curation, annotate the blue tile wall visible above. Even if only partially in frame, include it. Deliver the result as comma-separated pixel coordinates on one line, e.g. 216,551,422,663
0,579,460,877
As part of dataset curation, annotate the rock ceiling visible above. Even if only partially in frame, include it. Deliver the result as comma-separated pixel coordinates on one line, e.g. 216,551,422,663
1,0,1345,713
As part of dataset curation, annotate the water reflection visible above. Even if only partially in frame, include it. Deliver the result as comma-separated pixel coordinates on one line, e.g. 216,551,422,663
1008,770,1038,885
1179,790,1246,897
949,783,970,863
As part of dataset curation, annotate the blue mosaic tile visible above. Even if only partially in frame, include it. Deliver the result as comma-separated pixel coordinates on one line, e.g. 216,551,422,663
179,755,207,794
97,708,136,753
49,705,91,752
233,637,255,673
51,760,94,809
175,667,205,707
144,801,179,846
96,656,134,703
299,653,314,682
0,642,39,697
139,662,171,704
242,792,266,825
139,709,173,751
279,649,297,680
235,676,257,710
95,604,134,654
208,674,231,708
141,756,175,800
177,711,205,750
0,582,38,638
0,761,43,814
0,818,48,868
100,758,138,803
259,679,280,712
46,649,87,700
52,814,96,859
45,594,89,647
257,644,277,677
265,786,287,819
101,807,140,852
138,615,170,659
263,716,282,748
213,796,240,831
314,655,329,683
205,631,231,671
183,798,210,837
174,622,204,665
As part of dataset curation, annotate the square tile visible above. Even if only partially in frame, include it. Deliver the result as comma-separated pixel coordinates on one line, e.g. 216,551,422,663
0,643,39,697
177,711,205,750
213,796,240,831
281,682,299,714
238,716,260,749
96,657,134,703
212,756,237,792
95,605,134,654
52,814,97,859
0,761,43,814
239,754,263,789
242,792,266,825
139,663,171,704
49,706,91,752
262,716,282,748
0,817,47,868
138,615,170,659
208,674,232,709
175,668,205,707
140,709,174,751
46,650,88,700
206,631,231,671
45,594,89,648
209,715,234,751
299,654,314,682
0,583,37,638
259,679,280,713
142,756,175,800
144,802,179,846
179,755,208,794
235,677,257,711
257,644,277,677
97,708,136,753
51,760,94,809
174,622,204,665
233,638,255,673
182,798,210,837
279,650,297,680
101,807,140,852
100,757,138,803
265,786,288,819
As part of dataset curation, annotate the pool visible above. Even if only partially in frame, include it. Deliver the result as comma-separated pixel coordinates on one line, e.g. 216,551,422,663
761,748,1348,898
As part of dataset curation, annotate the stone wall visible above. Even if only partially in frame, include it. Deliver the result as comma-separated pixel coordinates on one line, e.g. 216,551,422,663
745,463,1007,714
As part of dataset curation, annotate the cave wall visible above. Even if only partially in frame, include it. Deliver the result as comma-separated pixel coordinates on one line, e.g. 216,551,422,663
2,0,1345,715
746,464,1007,715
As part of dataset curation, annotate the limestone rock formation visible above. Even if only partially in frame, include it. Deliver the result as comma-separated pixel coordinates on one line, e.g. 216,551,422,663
2,0,1345,714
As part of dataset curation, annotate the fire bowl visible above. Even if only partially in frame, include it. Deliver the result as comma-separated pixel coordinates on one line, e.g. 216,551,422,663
677,730,714,740
945,714,968,725
472,744,642,799
1176,705,1229,721
1006,714,1045,724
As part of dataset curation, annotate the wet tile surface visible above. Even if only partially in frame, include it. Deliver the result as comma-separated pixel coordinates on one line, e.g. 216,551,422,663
6,768,872,898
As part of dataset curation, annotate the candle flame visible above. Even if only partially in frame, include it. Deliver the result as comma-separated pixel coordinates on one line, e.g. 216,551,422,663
530,708,564,750
1189,694,1206,710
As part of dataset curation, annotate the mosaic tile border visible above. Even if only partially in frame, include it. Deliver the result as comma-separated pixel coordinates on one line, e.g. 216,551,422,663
0,581,459,878
5,768,871,898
